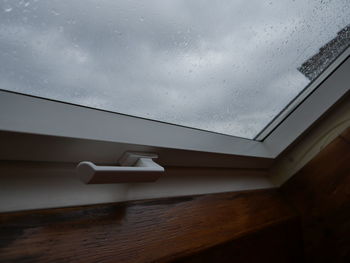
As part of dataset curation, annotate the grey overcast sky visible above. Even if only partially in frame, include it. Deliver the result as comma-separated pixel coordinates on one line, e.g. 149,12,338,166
0,0,349,138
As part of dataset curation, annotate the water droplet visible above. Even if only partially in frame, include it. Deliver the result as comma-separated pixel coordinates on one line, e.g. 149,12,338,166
113,29,123,36
67,19,76,25
51,9,60,16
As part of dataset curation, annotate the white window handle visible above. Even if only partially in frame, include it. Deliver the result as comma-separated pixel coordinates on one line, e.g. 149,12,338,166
76,152,164,184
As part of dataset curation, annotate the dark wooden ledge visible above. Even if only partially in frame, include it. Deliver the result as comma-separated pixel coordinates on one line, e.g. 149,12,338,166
0,189,298,263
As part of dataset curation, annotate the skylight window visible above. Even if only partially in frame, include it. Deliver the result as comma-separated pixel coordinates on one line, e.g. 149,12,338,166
1,0,349,139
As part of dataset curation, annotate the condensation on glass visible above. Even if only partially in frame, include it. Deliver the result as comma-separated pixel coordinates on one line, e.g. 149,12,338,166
0,0,349,139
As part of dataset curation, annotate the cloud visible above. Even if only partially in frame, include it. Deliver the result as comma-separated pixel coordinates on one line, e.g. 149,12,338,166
0,0,349,138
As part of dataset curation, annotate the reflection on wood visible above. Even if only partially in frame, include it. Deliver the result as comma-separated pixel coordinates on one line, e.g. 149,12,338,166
0,190,297,263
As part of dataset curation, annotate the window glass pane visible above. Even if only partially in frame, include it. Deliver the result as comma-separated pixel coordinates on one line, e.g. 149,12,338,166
1,0,349,139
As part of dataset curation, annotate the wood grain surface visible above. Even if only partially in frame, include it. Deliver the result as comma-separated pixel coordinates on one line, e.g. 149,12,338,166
0,190,296,263
281,127,350,263
172,218,304,263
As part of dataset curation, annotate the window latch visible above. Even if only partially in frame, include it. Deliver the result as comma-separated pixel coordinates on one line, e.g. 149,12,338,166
76,152,164,184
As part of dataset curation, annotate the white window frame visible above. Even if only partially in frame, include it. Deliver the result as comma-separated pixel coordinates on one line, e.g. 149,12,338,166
0,48,349,168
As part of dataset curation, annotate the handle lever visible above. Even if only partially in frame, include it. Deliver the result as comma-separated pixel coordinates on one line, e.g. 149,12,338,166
77,152,164,184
